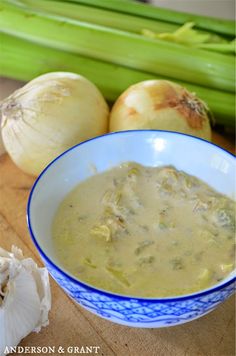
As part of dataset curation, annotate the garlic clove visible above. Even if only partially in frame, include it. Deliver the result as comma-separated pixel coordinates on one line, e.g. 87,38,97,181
0,245,23,260
0,269,41,352
0,246,51,355
21,258,51,331
0,247,12,259
0,126,6,157
11,246,24,260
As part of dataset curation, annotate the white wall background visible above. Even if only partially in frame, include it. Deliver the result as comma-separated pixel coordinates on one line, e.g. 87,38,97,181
151,0,235,19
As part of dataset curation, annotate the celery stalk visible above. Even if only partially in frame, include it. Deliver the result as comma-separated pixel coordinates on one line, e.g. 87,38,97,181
14,0,179,34
1,0,234,92
14,0,230,47
64,0,235,37
1,32,234,126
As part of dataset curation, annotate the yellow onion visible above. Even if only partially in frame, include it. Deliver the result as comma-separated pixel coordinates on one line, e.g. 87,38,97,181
1,72,109,176
109,80,212,140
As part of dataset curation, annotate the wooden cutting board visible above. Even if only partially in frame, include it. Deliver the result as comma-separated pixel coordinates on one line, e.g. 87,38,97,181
0,79,235,356
0,133,235,356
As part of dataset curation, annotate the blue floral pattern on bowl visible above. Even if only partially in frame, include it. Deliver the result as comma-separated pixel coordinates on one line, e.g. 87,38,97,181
43,257,235,327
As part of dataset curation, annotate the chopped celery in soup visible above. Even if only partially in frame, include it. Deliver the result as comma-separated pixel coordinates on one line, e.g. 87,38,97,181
52,163,235,297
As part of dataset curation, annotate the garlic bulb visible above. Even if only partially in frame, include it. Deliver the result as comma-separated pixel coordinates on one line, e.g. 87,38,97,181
0,246,51,355
0,133,5,156
109,80,212,140
0,116,5,156
1,72,109,176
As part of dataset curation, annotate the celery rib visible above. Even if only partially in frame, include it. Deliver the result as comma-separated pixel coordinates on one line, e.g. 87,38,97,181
1,0,234,92
63,0,235,37
15,0,179,34
0,32,234,126
14,0,230,48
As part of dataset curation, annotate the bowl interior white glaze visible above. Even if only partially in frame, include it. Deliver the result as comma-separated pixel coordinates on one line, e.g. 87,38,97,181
28,130,236,287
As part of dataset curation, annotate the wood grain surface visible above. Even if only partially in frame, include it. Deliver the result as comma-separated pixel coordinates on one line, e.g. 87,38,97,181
0,78,235,356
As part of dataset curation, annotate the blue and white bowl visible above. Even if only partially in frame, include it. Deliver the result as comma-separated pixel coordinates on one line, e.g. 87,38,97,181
27,130,236,328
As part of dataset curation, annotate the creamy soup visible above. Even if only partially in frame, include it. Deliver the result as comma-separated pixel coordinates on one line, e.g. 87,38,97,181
52,163,235,297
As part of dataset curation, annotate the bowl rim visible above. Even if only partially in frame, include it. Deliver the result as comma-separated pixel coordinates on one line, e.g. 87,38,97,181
27,129,236,302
